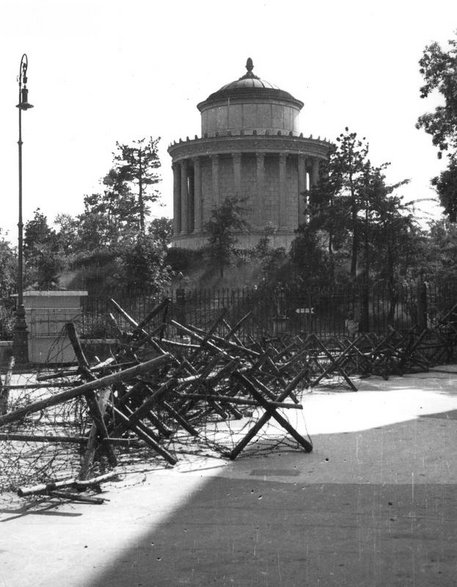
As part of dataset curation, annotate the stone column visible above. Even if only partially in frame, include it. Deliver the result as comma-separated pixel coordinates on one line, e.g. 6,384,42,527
172,163,181,236
211,155,219,206
297,155,307,225
180,159,188,235
256,153,265,228
193,157,202,233
233,153,242,197
279,153,287,229
311,158,320,187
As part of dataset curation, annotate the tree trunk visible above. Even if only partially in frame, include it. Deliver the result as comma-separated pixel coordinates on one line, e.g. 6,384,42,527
349,172,358,280
350,223,359,279
386,245,397,326
359,279,370,332
138,148,144,233
328,232,334,282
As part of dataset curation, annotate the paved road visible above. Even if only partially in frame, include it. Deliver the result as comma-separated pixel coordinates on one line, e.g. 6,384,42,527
1,370,457,586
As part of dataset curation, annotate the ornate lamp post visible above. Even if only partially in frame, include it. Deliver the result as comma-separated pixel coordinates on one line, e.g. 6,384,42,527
13,54,33,364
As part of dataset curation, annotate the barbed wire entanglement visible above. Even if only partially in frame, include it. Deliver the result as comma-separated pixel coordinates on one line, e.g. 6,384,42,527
1,297,457,500
0,312,88,492
0,375,87,492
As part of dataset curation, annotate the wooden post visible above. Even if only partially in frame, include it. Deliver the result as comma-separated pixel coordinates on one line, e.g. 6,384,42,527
229,370,313,459
134,298,170,334
109,298,171,358
17,471,118,497
65,322,117,476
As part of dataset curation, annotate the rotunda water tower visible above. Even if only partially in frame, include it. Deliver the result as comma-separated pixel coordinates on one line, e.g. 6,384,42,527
168,58,330,249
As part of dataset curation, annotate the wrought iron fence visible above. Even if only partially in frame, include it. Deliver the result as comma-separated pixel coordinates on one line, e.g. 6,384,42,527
79,279,457,341
1,280,455,343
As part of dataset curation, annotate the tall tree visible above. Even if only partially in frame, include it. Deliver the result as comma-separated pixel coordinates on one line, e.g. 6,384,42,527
70,192,135,294
0,230,16,298
431,160,457,222
101,167,140,232
24,209,54,255
422,218,457,279
333,130,370,278
359,167,423,324
205,196,250,278
298,130,416,289
253,225,287,283
76,190,137,252
289,227,332,287
305,158,348,281
54,213,79,257
112,137,161,232
62,138,165,294
305,129,372,280
357,165,413,280
24,209,63,289
417,35,457,220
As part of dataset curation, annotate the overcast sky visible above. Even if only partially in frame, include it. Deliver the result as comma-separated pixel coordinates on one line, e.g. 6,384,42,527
1,0,456,242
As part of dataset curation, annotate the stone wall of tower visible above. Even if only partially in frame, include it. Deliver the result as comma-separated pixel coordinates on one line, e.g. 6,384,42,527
184,154,304,232
201,160,212,223
169,59,330,249
169,132,330,250
201,101,301,136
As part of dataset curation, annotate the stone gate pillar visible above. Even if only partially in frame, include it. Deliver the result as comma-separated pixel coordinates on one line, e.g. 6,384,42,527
24,291,88,364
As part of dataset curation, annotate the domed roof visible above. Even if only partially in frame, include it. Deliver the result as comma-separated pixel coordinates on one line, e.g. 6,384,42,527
197,58,304,111
218,58,280,91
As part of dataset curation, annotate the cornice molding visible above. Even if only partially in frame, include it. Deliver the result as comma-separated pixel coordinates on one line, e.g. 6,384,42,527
168,134,331,161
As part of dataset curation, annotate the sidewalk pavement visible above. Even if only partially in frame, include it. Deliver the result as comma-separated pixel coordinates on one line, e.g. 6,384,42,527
1,368,457,586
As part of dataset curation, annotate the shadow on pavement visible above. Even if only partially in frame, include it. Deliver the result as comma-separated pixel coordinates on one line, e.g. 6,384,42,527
88,416,457,587
89,477,456,587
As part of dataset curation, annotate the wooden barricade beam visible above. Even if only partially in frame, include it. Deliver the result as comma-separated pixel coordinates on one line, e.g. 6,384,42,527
0,354,172,428
308,334,358,391
66,322,118,476
228,373,313,459
17,471,118,497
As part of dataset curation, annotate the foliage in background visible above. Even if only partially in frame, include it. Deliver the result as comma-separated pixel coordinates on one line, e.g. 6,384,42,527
423,219,457,280
417,34,457,220
121,233,172,294
0,230,16,298
24,209,64,290
253,225,287,284
1,138,171,297
431,160,457,222
112,137,162,233
149,217,173,250
165,247,202,274
205,196,250,278
5,98,457,305
289,129,422,291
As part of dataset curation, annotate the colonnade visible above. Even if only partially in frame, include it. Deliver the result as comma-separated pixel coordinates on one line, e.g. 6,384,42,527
172,152,322,237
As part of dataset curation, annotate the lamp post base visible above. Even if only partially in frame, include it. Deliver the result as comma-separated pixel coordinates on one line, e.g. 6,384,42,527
13,304,29,365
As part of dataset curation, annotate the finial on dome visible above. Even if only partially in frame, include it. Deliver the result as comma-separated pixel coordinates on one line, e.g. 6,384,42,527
240,57,259,80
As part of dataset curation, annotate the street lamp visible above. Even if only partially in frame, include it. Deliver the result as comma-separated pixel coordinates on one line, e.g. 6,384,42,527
13,54,33,364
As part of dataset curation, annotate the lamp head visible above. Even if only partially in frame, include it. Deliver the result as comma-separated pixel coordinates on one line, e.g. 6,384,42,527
16,86,33,110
